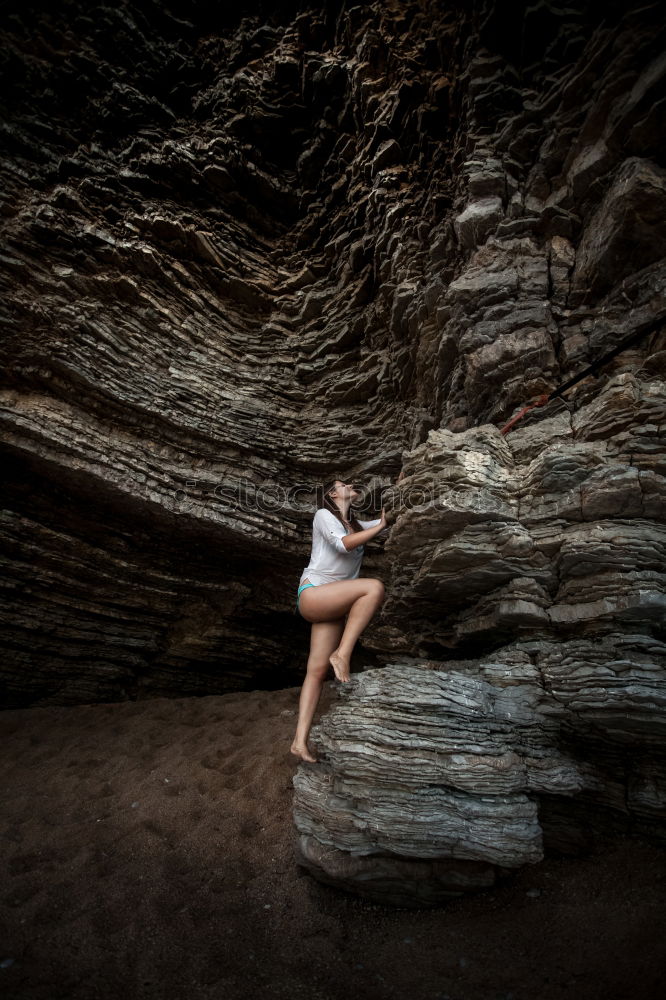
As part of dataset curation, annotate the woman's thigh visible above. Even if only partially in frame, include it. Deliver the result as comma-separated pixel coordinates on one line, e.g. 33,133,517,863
307,618,346,668
299,577,384,623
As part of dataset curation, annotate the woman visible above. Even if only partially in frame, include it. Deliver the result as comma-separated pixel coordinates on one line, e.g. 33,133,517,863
290,477,390,763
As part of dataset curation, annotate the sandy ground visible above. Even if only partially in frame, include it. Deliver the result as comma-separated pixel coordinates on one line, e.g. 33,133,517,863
1,682,665,1000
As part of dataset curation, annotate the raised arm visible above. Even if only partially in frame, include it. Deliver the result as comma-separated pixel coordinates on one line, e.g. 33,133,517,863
358,516,390,538
315,508,349,553
316,508,388,553
342,519,387,552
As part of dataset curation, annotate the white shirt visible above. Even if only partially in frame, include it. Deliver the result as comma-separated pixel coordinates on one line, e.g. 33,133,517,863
299,508,389,587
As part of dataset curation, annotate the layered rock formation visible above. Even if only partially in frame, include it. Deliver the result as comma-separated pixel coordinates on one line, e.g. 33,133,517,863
290,1,666,904
294,376,666,904
1,0,665,903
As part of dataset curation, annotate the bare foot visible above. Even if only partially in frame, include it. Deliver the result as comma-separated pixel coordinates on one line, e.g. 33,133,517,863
290,742,318,763
329,649,351,683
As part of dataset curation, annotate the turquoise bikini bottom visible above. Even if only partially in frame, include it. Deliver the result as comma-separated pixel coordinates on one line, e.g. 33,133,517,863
295,581,316,611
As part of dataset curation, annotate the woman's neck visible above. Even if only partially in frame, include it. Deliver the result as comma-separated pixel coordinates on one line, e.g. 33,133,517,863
333,502,351,522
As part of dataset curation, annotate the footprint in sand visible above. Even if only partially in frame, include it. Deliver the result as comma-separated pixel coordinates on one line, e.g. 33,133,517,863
239,818,262,838
162,782,185,797
141,819,168,839
217,771,251,793
199,754,221,770
218,755,242,776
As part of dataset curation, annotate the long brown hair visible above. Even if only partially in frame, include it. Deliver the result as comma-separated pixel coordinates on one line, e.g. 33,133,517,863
317,477,364,533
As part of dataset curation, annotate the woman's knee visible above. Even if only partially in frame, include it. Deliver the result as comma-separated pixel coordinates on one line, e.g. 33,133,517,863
306,660,330,679
368,577,385,601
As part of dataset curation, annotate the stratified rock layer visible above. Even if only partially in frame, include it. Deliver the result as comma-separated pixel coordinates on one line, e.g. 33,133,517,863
294,378,666,904
289,0,665,904
1,0,665,904
294,631,666,906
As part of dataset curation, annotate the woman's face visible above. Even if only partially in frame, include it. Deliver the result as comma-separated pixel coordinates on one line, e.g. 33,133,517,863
330,479,359,502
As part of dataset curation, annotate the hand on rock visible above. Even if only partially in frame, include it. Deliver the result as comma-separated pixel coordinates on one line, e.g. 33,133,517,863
380,506,397,528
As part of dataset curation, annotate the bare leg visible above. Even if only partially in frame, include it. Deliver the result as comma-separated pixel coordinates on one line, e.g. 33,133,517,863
291,617,345,762
298,578,387,684
329,581,385,682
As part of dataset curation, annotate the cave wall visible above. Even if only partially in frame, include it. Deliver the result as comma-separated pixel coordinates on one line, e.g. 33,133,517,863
286,0,666,903
2,0,451,703
1,0,665,904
